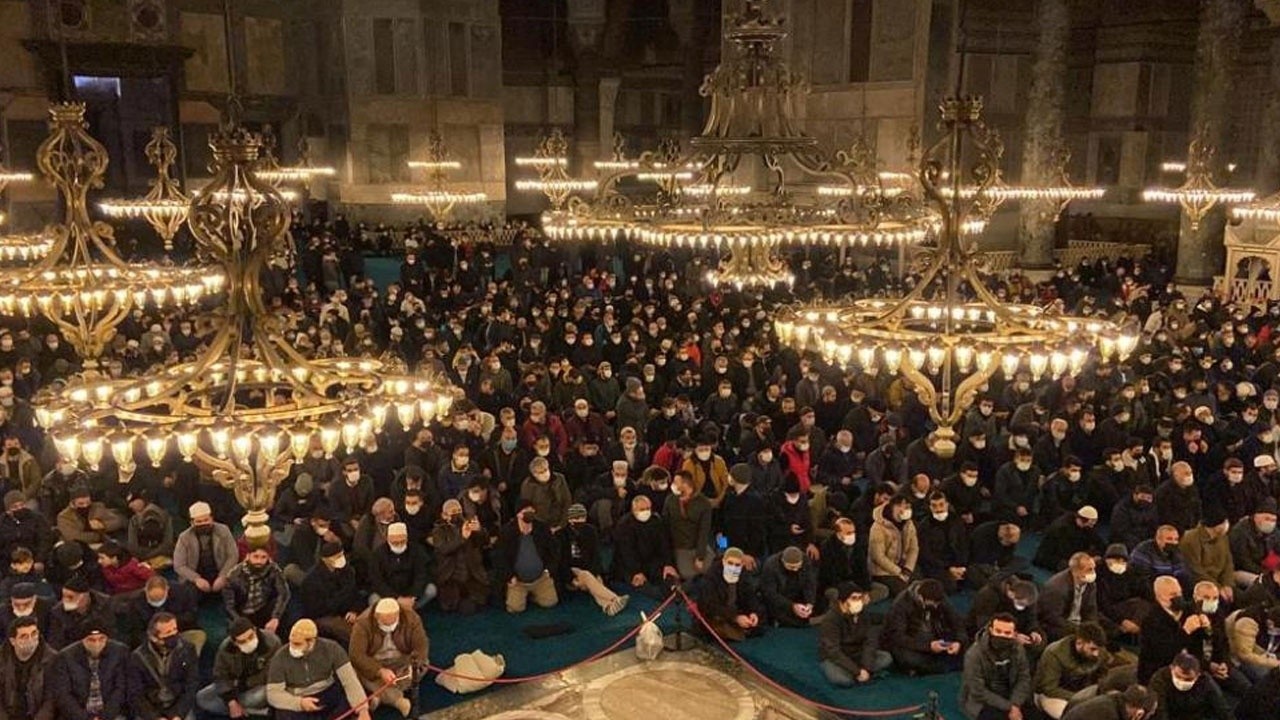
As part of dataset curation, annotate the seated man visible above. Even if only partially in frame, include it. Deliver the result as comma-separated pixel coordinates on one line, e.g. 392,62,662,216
49,625,130,720
266,619,370,720
223,546,289,635
47,574,115,650
495,501,559,613
1060,685,1157,720
968,521,1028,589
695,548,764,642
1179,506,1235,604
348,599,429,718
1138,576,1203,683
559,504,628,616
369,522,433,610
124,487,174,569
130,576,204,655
429,500,490,615
1147,652,1230,720
0,582,50,638
1033,622,1110,719
960,612,1032,720
612,496,679,598
0,616,56,720
56,485,124,550
127,612,199,720
868,495,918,598
1096,543,1149,643
883,579,967,675
917,492,970,594
1227,603,1280,683
1129,525,1189,592
300,541,365,645
1229,498,1278,587
1034,506,1105,572
819,517,889,607
1038,552,1099,641
172,501,238,599
760,546,819,627
968,577,1044,661
818,581,891,687
196,617,281,719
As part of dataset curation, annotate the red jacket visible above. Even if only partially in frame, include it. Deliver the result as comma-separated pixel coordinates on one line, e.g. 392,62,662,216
652,442,686,474
102,557,154,594
779,440,812,493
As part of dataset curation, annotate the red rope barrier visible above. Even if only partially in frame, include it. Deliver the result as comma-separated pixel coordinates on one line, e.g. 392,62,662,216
426,588,680,684
675,587,930,719
330,679,395,720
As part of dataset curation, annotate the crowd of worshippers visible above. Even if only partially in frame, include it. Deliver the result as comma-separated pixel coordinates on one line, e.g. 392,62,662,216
0,219,1277,719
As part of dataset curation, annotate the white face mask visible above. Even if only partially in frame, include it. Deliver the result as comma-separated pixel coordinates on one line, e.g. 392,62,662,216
962,475,978,487
695,450,711,461
1171,677,1196,692
405,503,422,515
839,533,856,546
289,645,307,659
378,621,399,634
722,564,742,584
345,471,360,484
1081,571,1097,584
898,508,912,522
635,510,652,523
971,440,986,450
389,543,407,555
785,493,800,505
62,599,78,612
1201,599,1219,614
1107,561,1127,575
845,600,864,615
932,511,948,522
1015,460,1032,472
11,605,32,618
613,475,627,488
759,452,773,464
237,636,259,654
1067,470,1081,482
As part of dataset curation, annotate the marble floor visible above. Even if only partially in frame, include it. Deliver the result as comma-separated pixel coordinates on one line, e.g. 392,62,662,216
425,644,822,720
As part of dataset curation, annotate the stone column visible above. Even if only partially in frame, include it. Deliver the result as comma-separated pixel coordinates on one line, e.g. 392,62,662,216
567,0,607,167
1255,30,1280,193
668,0,710,136
1017,0,1069,269
1175,0,1247,286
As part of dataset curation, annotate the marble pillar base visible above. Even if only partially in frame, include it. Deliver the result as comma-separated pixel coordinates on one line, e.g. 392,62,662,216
424,646,819,720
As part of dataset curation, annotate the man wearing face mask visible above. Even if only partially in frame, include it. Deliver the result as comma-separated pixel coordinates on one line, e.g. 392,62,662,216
481,427,531,516
968,578,1042,654
127,612,199,720
817,582,892,686
496,502,560,613
0,436,40,501
47,575,115,650
266,619,369,720
299,542,365,645
1110,484,1159,551
198,616,281,718
1033,622,1111,719
558,504,629,615
56,486,124,550
993,448,1039,525
1178,506,1235,604
869,495,918,598
1154,462,1202,534
1038,553,1100,642
664,470,714,580
696,548,764,642
0,583,49,638
50,626,129,720
1147,652,1230,720
612,496,679,597
682,436,731,507
370,523,432,611
759,546,819,627
430,499,491,615
1059,683,1156,720
353,497,398,557
1202,457,1266,529
36,457,85,526
918,493,970,594
349,599,428,718
718,464,771,570
959,613,1031,720
883,578,966,675
941,463,986,527
0,615,54,720
130,576,203,655
519,457,571,531
329,457,375,531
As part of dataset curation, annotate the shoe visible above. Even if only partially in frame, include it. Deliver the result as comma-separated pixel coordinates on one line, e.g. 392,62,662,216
605,595,630,616
394,697,413,717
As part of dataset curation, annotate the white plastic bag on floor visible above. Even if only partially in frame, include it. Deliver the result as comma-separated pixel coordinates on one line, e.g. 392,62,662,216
635,611,664,661
435,650,506,694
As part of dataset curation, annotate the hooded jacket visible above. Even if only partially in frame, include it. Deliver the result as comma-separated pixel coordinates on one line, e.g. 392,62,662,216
960,630,1032,720
868,503,918,580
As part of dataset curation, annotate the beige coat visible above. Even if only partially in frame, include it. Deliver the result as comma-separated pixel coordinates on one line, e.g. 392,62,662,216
868,503,918,580
1227,609,1280,673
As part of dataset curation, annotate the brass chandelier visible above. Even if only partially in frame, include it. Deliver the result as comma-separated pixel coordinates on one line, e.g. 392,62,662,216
35,0,453,532
775,96,1138,456
514,127,599,209
392,131,488,225
1144,126,1254,231
539,0,930,285
0,103,223,364
98,126,191,251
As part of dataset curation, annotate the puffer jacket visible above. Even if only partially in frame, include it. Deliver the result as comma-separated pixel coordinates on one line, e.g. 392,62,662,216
868,503,918,580
1227,607,1280,674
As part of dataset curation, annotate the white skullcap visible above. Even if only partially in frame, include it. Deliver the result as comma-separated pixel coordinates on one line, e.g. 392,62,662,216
375,598,400,615
188,502,212,520
387,522,408,537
